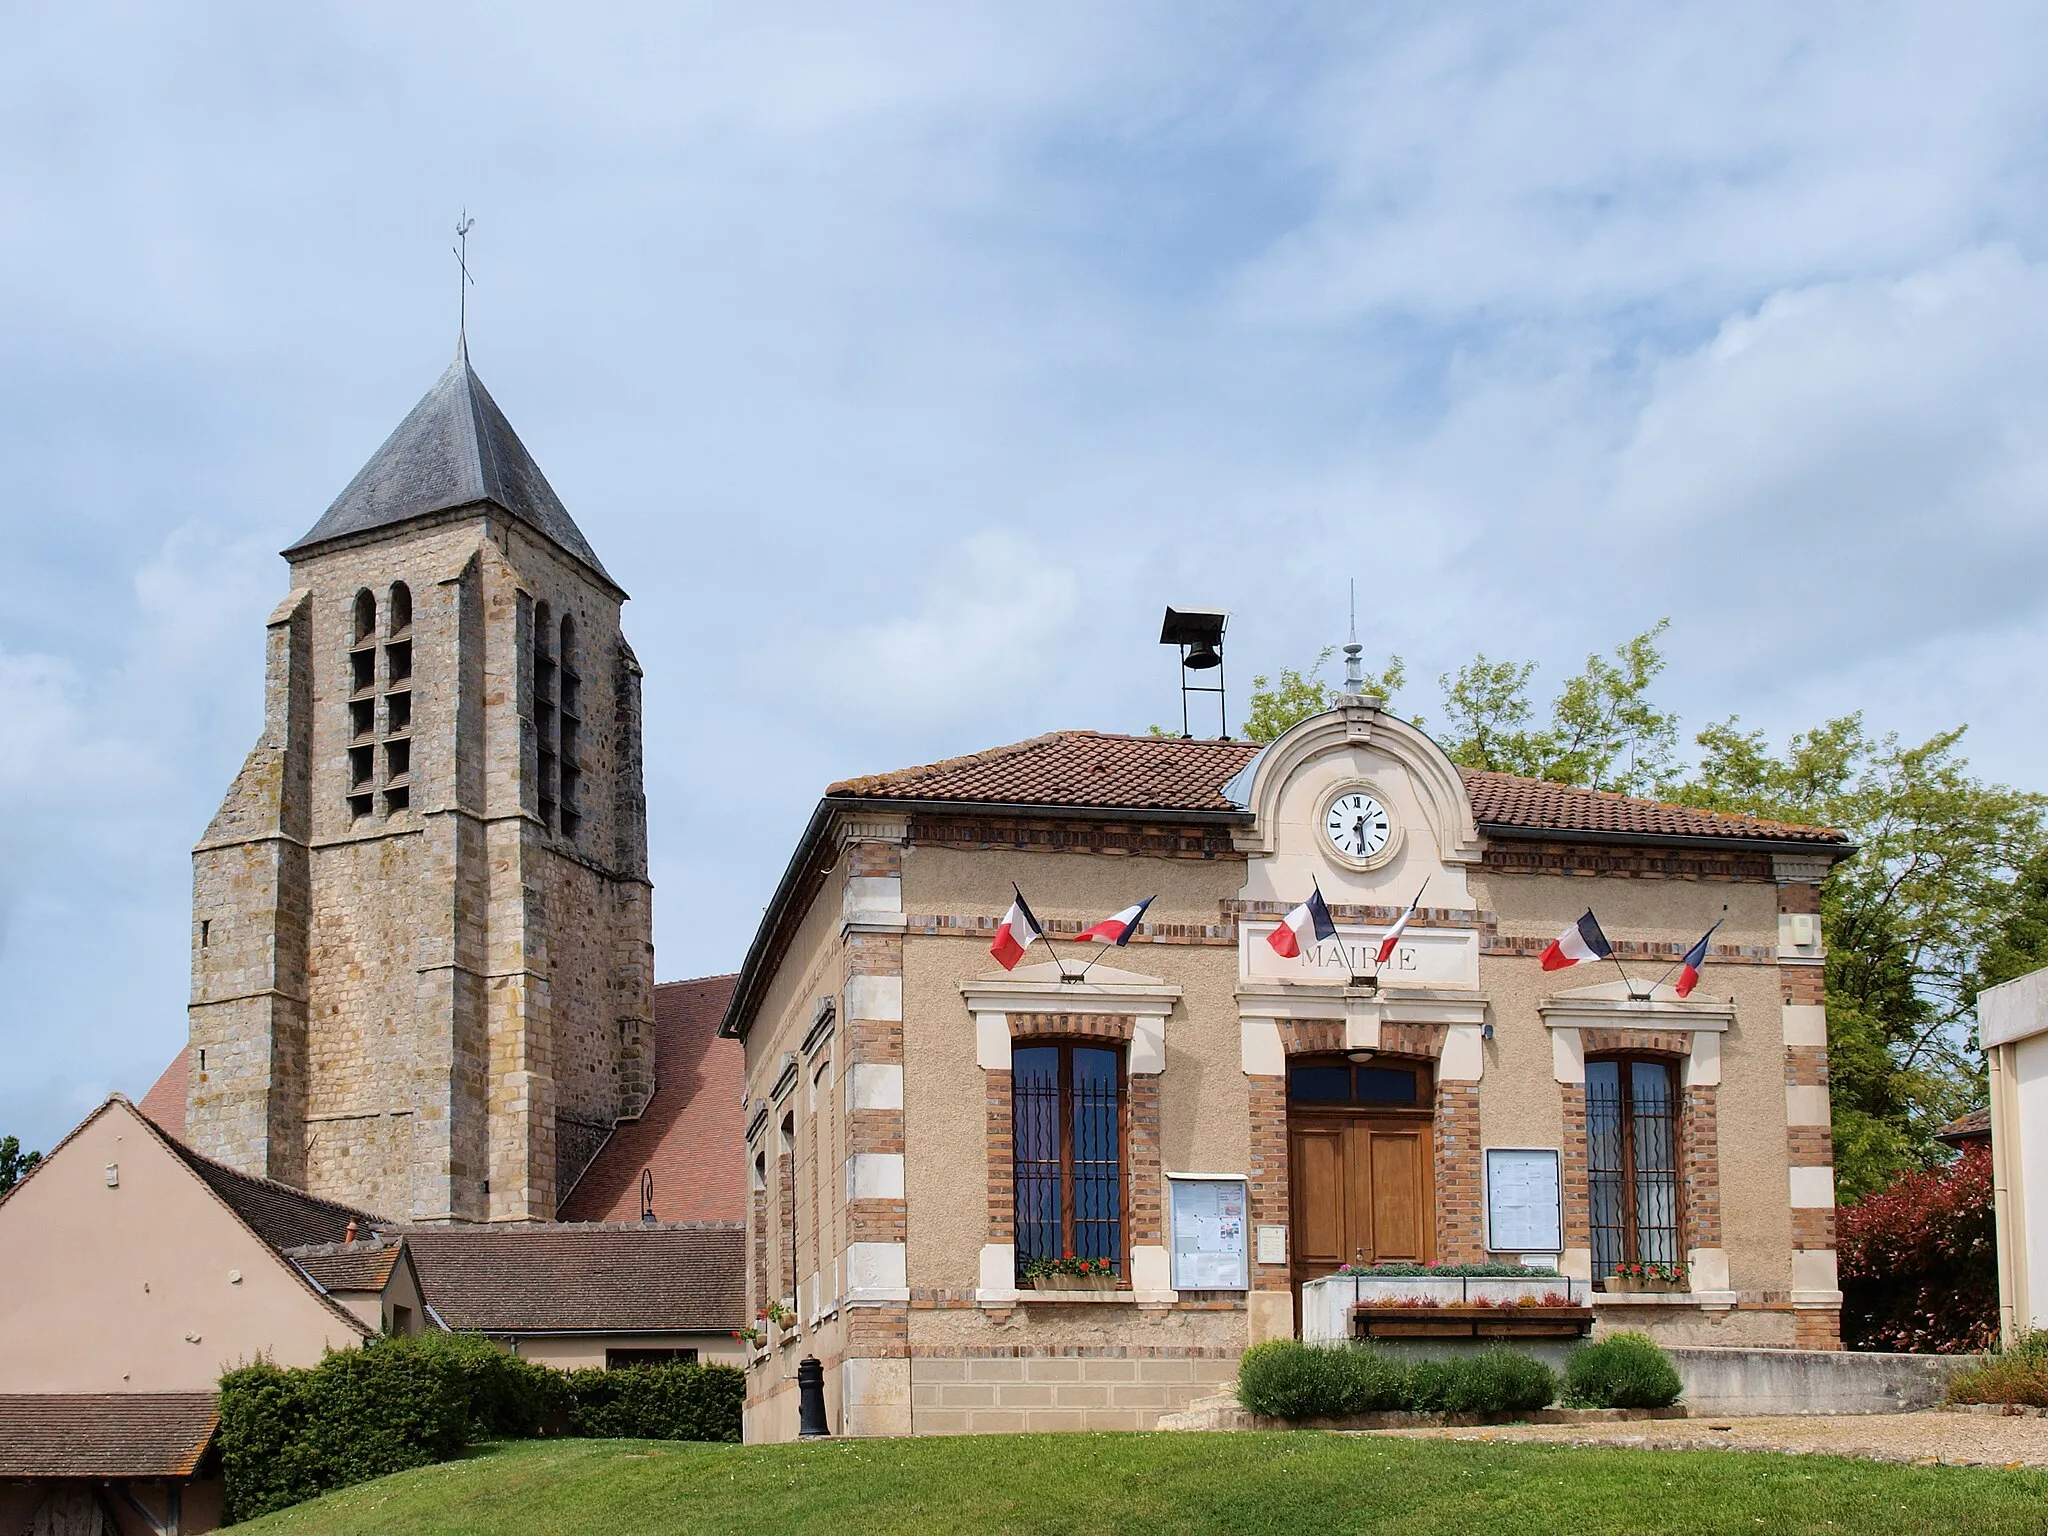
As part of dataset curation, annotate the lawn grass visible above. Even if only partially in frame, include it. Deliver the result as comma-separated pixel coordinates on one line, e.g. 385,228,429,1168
233,1431,2048,1535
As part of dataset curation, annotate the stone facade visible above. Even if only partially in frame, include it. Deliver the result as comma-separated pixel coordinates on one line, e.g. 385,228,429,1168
186,363,653,1224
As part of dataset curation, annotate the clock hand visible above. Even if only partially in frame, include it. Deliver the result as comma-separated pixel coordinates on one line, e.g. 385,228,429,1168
1353,815,1367,847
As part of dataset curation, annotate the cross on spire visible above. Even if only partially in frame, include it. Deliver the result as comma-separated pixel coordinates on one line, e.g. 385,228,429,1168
454,212,476,354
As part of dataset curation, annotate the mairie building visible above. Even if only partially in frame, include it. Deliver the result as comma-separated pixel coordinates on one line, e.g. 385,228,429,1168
721,692,1852,1439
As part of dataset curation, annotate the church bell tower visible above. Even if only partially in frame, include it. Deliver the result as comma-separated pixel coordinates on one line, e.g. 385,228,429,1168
185,350,655,1223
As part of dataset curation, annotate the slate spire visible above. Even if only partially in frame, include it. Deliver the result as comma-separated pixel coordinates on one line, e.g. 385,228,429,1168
287,352,617,590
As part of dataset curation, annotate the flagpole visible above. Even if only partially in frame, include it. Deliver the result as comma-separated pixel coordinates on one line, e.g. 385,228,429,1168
1015,883,1074,981
1368,883,1428,982
1648,914,1725,995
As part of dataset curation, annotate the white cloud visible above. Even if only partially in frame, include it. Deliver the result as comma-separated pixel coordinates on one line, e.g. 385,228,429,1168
6,1,2048,1148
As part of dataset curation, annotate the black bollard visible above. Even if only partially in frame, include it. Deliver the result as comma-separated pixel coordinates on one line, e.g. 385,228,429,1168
796,1356,832,1438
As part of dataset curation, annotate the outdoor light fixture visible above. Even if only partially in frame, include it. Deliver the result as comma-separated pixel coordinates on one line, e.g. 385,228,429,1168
1159,606,1229,737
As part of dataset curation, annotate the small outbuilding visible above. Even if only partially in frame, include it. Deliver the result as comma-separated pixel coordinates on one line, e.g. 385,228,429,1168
399,1223,747,1369
1981,965,2048,1342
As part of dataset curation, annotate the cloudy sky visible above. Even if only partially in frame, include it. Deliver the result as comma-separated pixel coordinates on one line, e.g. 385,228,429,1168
5,3,2047,1151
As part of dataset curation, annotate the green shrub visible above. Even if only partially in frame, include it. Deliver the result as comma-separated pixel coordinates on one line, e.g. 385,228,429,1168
563,1363,745,1441
1237,1341,1553,1420
1946,1331,2048,1407
219,1339,469,1522
1563,1332,1683,1409
1405,1350,1557,1415
218,1360,324,1521
411,1331,566,1439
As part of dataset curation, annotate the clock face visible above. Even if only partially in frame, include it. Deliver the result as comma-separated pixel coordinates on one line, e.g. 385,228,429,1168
1325,792,1392,861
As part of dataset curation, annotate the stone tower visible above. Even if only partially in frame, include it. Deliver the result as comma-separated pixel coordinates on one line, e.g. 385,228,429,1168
186,349,654,1223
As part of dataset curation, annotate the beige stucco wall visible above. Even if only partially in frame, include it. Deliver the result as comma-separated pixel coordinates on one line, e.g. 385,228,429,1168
903,844,1247,1293
0,1102,367,1392
509,1332,745,1370
1473,871,1791,1292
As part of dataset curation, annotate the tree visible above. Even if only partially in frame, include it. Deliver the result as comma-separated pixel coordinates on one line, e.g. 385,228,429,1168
0,1135,41,1195
1240,648,1405,743
1970,846,2048,1000
1683,717,2045,1200
1436,622,1680,797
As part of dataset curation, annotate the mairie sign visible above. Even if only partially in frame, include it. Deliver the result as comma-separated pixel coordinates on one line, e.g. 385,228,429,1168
1242,923,1480,988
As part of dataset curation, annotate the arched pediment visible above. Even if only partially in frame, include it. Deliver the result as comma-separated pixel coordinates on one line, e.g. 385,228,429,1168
1232,699,1482,867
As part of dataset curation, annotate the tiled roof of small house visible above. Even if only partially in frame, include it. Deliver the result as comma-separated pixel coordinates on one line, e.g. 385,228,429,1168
829,730,1848,845
398,1222,746,1334
1935,1107,1992,1146
0,1394,219,1479
166,1139,385,1253
285,1239,406,1294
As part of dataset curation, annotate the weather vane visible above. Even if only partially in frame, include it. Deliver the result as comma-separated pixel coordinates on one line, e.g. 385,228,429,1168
453,211,476,352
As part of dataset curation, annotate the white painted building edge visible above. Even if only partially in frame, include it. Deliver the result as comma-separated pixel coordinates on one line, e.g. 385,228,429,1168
1980,966,2048,1048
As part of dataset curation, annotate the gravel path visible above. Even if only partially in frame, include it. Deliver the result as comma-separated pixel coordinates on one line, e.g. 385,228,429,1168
1369,1410,2048,1468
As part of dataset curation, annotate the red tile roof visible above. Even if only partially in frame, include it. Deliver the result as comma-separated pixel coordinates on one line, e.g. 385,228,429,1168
1935,1107,1991,1146
398,1223,745,1333
137,1049,187,1140
829,730,1846,845
0,1393,218,1479
1458,768,1845,845
166,1137,385,1253
558,975,745,1224
285,1240,405,1293
830,732,1261,812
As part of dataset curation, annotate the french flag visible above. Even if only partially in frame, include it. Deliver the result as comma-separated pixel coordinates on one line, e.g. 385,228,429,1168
1675,921,1720,998
1540,910,1613,972
1267,887,1337,959
990,888,1045,971
1375,887,1425,966
1077,896,1154,947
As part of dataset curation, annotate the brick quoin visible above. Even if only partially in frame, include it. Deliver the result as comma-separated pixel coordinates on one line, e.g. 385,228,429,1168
985,1070,1014,1245
1682,1085,1722,1250
846,841,902,879
1433,1083,1484,1263
1560,1085,1591,1250
1128,1075,1163,1249
1796,1311,1843,1350
1246,1075,1290,1293
844,1304,909,1359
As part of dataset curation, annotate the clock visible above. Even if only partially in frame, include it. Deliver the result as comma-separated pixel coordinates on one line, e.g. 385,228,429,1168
1324,791,1392,863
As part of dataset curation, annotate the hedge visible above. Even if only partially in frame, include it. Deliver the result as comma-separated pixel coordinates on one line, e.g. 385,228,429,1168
1562,1332,1683,1409
1236,1340,1556,1419
219,1336,743,1522
561,1363,745,1441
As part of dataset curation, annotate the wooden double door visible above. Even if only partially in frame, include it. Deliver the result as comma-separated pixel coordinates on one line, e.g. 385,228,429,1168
1288,1113,1435,1290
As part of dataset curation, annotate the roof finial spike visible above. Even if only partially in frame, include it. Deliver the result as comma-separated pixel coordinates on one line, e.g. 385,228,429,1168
1342,576,1364,693
453,211,476,358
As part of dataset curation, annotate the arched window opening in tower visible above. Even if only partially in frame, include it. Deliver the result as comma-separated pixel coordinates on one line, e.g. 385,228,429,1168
559,612,582,840
534,600,558,831
346,589,378,819
381,582,414,813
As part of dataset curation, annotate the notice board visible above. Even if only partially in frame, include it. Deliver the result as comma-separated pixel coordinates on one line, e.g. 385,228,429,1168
1168,1174,1249,1291
1484,1147,1562,1254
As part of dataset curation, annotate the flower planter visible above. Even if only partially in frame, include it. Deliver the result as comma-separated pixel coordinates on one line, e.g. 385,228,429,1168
1028,1273,1119,1291
1301,1274,1589,1343
1603,1275,1686,1295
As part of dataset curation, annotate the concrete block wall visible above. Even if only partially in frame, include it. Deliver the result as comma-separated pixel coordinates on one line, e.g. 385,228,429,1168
910,1353,1240,1434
